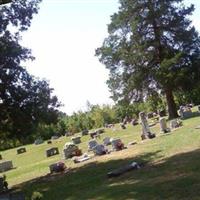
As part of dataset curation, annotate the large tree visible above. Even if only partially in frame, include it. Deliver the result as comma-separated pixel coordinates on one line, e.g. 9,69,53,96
0,0,61,142
96,0,200,119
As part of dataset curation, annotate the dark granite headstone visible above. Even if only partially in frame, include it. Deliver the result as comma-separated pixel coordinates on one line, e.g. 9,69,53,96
17,148,26,155
46,147,59,157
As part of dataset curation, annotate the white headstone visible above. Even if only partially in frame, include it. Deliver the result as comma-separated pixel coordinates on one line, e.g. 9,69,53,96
139,112,151,135
159,117,168,132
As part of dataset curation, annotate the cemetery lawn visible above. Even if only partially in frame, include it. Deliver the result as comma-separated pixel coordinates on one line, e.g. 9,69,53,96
1,108,200,199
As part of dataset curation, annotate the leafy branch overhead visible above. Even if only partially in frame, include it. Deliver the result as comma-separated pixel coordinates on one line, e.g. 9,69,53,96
0,0,61,142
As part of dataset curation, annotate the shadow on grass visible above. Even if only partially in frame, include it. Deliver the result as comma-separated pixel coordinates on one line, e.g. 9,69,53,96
18,149,200,200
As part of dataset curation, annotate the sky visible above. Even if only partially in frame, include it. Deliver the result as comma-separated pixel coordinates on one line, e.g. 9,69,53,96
21,0,200,115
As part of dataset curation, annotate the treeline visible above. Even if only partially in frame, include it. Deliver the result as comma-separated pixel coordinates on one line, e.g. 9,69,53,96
36,88,200,140
1,85,199,150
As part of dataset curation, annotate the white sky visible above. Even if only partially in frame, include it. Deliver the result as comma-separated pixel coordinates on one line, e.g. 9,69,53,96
21,0,200,115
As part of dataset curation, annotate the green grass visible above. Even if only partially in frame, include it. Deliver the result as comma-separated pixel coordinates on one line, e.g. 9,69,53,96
1,108,200,199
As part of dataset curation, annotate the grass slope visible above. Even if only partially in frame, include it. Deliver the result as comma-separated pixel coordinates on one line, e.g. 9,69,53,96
1,108,200,199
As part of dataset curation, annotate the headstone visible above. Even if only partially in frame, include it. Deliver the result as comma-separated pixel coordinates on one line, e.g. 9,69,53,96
120,123,126,129
51,135,59,140
71,136,81,144
17,148,26,155
158,109,166,117
159,117,170,133
34,138,43,145
46,147,59,157
123,116,128,124
88,140,98,151
65,132,73,137
170,119,182,129
90,131,98,139
186,103,193,108
111,138,125,151
105,124,114,128
0,161,13,172
93,144,107,155
179,105,193,119
47,140,52,144
107,162,141,178
49,162,66,173
139,112,156,140
81,129,89,136
96,128,105,134
63,143,82,159
147,112,154,119
131,119,138,126
103,137,111,146
198,105,200,112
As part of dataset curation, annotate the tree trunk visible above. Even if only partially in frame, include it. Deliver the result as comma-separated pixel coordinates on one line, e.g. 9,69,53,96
165,89,179,119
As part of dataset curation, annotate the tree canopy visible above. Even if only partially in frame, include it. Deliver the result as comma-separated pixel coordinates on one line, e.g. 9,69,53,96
0,0,61,144
96,0,200,119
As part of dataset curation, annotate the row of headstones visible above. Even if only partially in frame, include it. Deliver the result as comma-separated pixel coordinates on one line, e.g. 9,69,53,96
0,147,27,172
35,136,82,145
0,115,183,173
140,111,182,140
0,134,84,173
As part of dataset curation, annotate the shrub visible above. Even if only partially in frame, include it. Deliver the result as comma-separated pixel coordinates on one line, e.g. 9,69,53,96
31,191,43,200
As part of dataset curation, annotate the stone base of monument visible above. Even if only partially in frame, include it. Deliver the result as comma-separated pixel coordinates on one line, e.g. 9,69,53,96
170,119,182,129
162,128,171,133
141,132,156,140
72,153,91,163
107,162,141,178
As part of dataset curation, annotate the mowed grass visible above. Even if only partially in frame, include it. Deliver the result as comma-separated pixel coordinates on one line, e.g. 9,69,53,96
1,108,200,199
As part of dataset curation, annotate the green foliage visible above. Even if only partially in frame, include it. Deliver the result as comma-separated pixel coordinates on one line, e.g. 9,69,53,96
0,0,61,144
31,191,43,200
146,92,166,112
174,87,200,106
63,104,119,134
96,0,200,119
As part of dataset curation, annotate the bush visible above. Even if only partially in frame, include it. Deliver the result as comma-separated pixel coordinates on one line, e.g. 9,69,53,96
31,191,43,200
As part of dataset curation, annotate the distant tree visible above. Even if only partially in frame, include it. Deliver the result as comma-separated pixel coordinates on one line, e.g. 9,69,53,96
96,0,200,119
0,0,61,142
